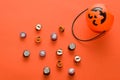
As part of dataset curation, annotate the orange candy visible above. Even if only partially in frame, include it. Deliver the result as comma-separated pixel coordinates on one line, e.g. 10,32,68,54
86,4,114,32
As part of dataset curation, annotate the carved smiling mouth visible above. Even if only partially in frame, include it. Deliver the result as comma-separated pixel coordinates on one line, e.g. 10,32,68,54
93,20,98,26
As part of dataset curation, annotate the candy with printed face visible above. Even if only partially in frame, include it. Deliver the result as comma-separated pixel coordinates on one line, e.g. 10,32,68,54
35,24,42,31
74,55,81,63
56,49,63,56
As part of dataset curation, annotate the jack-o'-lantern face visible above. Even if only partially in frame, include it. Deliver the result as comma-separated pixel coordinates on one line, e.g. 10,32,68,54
86,4,114,32
88,7,106,26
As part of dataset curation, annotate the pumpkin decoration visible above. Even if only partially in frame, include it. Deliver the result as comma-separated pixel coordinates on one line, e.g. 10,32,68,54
72,4,114,41
86,4,114,32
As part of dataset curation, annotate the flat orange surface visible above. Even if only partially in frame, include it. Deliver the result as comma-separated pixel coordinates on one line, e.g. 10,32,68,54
0,0,120,80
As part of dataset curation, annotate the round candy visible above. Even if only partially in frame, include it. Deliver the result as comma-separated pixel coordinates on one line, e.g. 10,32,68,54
51,33,57,41
56,60,63,68
68,68,75,75
59,26,65,32
20,32,26,38
68,43,76,51
56,49,63,56
74,55,81,63
23,50,30,57
43,66,50,75
35,36,41,43
35,24,42,31
40,50,46,57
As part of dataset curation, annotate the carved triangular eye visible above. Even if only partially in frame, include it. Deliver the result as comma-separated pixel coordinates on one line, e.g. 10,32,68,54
88,14,93,19
94,15,97,18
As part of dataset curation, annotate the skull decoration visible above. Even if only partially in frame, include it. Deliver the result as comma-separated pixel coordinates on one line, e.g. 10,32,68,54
86,4,114,32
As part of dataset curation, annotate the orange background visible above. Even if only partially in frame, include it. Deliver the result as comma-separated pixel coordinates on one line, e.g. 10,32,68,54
0,0,120,80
